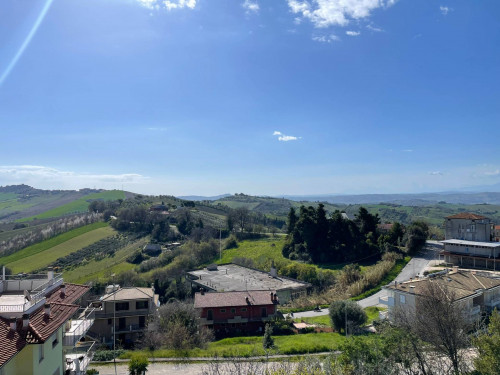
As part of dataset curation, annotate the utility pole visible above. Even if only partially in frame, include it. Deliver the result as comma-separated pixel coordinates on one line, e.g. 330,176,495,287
345,305,348,337
112,273,117,375
219,226,222,261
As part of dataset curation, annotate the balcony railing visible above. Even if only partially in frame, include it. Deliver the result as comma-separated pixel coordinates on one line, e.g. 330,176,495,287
113,324,145,333
64,307,95,347
65,341,96,375
379,296,394,307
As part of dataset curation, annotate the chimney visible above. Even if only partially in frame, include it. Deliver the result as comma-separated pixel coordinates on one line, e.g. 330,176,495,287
245,296,250,304
22,314,29,329
44,303,51,317
270,292,274,302
270,260,277,278
9,317,17,331
410,286,415,293
47,267,54,281
60,284,66,296
453,266,459,274
200,288,205,295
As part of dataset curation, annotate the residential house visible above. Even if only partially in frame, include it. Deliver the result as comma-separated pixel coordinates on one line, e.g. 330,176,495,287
90,285,159,347
194,290,279,337
441,213,500,270
379,268,500,321
377,223,394,234
0,268,94,375
494,225,500,242
186,263,310,304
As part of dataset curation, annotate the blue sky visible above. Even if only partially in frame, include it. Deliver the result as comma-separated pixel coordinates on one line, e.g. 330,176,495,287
0,0,499,196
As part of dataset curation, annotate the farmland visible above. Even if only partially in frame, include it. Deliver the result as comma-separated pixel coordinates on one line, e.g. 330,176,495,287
0,222,114,273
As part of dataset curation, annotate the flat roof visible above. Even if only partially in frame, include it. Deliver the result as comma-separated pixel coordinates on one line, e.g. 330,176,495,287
194,290,277,308
187,264,310,293
441,239,500,248
101,287,155,302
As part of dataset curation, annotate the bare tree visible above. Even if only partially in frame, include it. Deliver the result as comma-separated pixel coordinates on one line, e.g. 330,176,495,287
393,281,474,375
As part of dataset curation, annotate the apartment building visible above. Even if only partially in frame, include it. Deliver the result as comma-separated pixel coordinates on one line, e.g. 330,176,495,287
0,268,94,375
90,285,159,347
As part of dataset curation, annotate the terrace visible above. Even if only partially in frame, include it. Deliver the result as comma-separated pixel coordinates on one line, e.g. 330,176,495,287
63,307,96,347
65,341,96,375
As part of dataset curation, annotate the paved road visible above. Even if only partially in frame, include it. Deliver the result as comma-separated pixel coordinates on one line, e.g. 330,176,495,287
291,243,441,318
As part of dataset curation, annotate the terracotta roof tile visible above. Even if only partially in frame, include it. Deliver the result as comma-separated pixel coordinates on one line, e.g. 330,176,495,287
29,303,79,342
446,213,488,220
194,290,277,309
47,283,89,305
0,318,28,367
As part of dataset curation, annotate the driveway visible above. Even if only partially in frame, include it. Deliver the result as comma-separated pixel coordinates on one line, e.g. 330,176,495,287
290,243,441,317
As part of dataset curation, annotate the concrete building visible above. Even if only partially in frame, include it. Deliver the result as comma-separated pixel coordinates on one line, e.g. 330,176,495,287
444,213,492,242
0,268,94,375
379,268,500,320
441,213,500,270
90,285,159,347
186,263,310,304
194,290,279,337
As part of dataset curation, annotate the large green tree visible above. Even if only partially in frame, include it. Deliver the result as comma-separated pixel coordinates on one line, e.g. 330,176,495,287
474,309,500,375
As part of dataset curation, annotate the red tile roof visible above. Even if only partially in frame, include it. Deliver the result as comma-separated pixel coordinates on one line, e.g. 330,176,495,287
446,213,488,220
47,283,89,305
194,290,277,309
0,283,88,368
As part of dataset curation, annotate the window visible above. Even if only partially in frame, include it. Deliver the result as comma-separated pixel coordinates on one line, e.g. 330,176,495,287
400,295,406,304
39,344,44,362
136,301,149,310
108,318,112,325
207,309,213,320
139,315,145,328
230,308,236,313
116,302,129,311
241,308,247,312
220,309,226,313
52,334,59,348
261,307,268,318
119,317,126,330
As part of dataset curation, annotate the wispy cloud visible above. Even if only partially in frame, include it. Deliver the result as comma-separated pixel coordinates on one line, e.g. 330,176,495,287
440,6,452,15
429,171,444,176
273,131,302,142
346,30,360,36
242,0,260,14
366,24,383,32
146,127,169,131
287,0,397,28
402,149,413,152
312,34,340,43
484,169,500,176
136,0,197,10
0,165,147,189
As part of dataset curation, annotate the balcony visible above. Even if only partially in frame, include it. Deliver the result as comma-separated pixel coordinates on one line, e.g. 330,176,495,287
470,305,481,316
113,324,145,333
64,307,95,347
485,296,500,308
65,341,96,375
227,316,249,324
379,296,394,307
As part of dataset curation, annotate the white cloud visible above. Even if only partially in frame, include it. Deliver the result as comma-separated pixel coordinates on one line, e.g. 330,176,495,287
312,34,340,43
402,149,413,152
135,0,197,10
366,24,383,32
440,6,452,15
287,0,397,28
0,165,147,190
429,171,444,176
273,131,301,142
346,30,360,36
242,0,260,14
484,169,500,176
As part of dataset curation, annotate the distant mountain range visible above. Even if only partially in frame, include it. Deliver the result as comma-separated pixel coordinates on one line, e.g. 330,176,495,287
178,194,232,201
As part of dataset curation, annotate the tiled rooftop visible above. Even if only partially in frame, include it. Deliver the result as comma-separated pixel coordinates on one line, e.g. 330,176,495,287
386,271,500,301
47,283,90,305
446,213,488,220
194,290,278,308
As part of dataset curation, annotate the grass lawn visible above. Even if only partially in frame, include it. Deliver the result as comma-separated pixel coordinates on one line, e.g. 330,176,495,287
121,332,355,359
4,224,115,273
218,236,289,268
20,190,125,221
63,236,149,283
0,222,108,266
293,307,385,327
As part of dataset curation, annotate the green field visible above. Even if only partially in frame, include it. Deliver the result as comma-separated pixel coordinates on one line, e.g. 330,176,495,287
121,331,355,359
20,190,126,221
293,307,385,327
63,236,149,283
1,223,115,273
218,236,289,268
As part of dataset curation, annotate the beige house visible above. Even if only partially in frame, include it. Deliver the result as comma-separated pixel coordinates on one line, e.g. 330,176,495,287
90,285,159,347
380,269,500,320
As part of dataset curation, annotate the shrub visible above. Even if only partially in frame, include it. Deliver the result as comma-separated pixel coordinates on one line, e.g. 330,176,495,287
128,354,148,375
92,349,125,361
224,234,238,249
329,300,366,334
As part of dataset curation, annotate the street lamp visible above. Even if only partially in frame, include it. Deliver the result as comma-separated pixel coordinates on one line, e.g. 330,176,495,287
111,273,117,375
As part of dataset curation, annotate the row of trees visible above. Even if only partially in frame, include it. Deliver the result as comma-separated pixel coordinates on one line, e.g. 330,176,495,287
283,204,429,264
